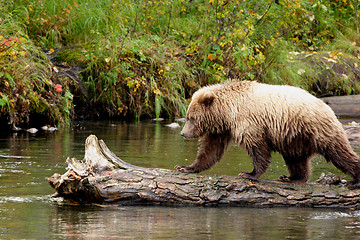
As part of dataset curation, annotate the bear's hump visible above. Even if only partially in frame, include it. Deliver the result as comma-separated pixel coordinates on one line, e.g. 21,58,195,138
192,80,254,100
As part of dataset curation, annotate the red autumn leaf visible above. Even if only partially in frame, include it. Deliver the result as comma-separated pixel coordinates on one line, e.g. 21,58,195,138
54,84,63,92
9,37,20,44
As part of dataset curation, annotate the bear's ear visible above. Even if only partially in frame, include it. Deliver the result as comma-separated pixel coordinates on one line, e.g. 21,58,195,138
198,91,215,107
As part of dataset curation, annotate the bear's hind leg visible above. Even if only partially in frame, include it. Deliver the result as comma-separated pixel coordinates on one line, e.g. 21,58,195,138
239,145,272,180
175,133,232,173
279,155,311,183
321,140,360,189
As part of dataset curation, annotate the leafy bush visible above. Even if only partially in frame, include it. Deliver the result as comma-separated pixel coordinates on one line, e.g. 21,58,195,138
0,12,73,128
1,0,359,127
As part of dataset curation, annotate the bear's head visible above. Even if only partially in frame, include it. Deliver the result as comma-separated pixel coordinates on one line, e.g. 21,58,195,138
180,89,217,138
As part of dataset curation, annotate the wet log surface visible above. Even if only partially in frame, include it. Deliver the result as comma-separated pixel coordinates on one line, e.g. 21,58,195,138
48,134,360,208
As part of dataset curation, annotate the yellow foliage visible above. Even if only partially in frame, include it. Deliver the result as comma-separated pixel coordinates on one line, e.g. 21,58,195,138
208,53,215,61
153,88,161,95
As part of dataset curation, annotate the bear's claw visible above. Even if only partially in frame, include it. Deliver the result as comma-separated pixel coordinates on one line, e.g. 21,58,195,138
278,175,307,183
175,165,197,173
346,180,360,189
238,172,258,180
278,175,291,182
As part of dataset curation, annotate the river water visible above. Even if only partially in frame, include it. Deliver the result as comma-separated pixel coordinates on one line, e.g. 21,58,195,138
1,120,360,239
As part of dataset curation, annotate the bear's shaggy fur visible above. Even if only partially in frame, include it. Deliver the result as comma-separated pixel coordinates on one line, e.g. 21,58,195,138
176,80,360,189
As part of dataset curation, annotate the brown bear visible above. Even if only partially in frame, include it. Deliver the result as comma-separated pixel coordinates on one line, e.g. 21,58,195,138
175,80,360,189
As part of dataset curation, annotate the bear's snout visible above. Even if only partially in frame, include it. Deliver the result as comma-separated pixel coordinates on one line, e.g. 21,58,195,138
181,118,200,138
180,131,192,138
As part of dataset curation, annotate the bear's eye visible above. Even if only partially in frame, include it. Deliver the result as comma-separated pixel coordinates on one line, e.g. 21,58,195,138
187,117,194,122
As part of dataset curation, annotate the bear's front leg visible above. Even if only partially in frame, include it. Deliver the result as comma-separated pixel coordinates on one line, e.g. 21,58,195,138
175,133,232,173
239,143,272,180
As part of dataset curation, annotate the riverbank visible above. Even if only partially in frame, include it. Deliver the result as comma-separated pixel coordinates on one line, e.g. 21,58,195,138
1,0,359,131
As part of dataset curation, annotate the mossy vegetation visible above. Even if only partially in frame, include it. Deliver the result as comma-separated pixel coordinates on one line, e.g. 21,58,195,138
1,0,360,128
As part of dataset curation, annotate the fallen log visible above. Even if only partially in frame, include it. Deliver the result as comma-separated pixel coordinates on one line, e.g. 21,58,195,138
322,95,360,118
48,134,360,208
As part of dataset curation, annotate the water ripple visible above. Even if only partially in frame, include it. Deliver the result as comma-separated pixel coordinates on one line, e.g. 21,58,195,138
0,195,52,203
0,154,31,159
312,211,360,219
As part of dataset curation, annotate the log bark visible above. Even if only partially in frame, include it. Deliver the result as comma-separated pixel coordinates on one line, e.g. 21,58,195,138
48,134,360,208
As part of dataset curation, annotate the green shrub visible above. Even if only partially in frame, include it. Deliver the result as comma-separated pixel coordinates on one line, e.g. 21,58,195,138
1,0,359,126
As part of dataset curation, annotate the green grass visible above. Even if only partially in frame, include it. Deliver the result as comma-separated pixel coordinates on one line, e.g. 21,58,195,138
1,0,360,128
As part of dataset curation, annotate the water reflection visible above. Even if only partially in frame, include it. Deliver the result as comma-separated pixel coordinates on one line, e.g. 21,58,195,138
0,120,359,239
48,205,360,239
